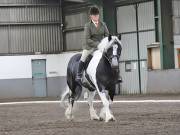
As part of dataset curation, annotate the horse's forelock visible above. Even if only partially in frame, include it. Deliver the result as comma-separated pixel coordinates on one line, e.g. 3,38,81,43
98,36,121,53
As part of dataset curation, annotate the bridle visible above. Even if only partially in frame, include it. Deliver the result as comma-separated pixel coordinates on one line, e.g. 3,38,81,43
102,42,120,66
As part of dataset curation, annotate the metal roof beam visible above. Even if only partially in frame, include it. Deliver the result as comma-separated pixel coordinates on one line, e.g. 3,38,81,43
64,0,86,3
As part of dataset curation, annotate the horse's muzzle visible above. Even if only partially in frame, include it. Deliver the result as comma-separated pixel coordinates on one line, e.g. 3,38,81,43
111,57,119,69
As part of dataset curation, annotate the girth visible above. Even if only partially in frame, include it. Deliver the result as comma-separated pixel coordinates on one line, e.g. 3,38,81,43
81,70,96,91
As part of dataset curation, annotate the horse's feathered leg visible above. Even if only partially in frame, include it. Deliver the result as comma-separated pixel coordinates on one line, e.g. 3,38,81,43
65,84,82,120
93,81,115,122
60,85,70,108
98,90,115,122
88,91,99,120
65,91,75,120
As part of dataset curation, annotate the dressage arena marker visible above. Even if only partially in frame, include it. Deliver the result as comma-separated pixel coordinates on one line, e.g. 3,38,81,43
1,100,180,106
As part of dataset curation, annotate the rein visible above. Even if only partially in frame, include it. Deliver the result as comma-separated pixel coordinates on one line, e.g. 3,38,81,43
103,53,111,64
102,51,119,66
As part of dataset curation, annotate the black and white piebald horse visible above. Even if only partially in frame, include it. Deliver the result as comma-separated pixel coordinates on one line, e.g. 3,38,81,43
61,35,122,122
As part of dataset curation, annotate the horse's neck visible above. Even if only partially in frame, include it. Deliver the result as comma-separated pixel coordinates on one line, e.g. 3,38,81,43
92,50,103,59
86,50,103,75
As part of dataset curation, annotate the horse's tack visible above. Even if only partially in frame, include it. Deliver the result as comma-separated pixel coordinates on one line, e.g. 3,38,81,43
65,35,122,122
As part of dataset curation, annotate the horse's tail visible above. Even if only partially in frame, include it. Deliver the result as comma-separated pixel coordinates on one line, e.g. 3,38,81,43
60,85,71,108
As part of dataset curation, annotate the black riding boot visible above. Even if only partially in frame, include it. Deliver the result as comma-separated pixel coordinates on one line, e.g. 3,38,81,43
76,61,85,84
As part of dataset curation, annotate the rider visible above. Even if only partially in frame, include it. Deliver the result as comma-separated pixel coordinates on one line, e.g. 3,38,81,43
76,6,109,83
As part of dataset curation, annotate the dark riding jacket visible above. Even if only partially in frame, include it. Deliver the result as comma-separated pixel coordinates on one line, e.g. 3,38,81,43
83,20,109,50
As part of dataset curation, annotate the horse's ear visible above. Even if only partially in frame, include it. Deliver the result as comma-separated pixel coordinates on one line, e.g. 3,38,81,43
108,34,112,41
118,34,121,40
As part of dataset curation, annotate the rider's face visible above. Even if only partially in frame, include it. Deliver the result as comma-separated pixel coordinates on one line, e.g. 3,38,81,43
90,14,99,22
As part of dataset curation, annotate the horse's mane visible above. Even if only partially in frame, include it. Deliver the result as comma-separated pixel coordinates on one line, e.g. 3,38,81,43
97,36,121,52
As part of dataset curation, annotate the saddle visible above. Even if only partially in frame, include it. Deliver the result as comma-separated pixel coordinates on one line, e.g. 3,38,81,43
81,55,96,91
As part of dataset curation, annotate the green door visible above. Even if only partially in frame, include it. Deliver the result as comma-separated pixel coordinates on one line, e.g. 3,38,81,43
32,59,47,97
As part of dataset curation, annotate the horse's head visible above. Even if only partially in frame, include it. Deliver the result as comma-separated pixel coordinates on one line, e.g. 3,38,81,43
98,35,122,69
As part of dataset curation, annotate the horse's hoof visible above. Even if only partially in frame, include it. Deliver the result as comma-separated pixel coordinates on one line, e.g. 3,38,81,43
92,116,100,121
66,115,74,121
99,117,104,121
91,118,99,121
65,112,74,120
105,117,116,122
90,115,100,121
109,117,116,121
67,118,73,121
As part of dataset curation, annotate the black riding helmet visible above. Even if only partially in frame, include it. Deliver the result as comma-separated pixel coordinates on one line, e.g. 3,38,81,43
89,6,99,15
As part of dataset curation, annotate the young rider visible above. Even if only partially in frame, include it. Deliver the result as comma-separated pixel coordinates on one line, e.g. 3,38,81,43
76,6,109,83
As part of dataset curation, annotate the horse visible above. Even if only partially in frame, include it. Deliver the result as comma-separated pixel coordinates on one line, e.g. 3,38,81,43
61,35,122,122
